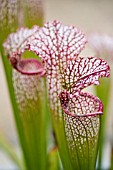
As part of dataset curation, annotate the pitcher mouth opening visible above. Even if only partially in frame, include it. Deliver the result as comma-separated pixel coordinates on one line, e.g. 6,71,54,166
9,56,45,76
59,90,103,118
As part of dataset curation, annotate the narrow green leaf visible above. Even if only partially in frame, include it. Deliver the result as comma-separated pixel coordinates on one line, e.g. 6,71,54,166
110,147,113,170
0,47,27,169
95,78,111,170
51,113,73,170
47,147,60,170
95,78,110,113
0,133,23,170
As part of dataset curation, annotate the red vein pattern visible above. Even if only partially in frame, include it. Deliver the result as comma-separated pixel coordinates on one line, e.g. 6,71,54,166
64,114,100,169
28,20,87,61
13,69,44,111
59,90,103,117
3,26,39,55
26,20,87,116
3,26,45,76
61,57,110,91
3,20,110,168
26,21,110,168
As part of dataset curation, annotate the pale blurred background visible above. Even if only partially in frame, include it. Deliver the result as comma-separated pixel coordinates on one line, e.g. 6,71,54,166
0,0,113,169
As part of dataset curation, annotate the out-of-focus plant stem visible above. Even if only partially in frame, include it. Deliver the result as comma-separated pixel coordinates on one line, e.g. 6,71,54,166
95,78,111,170
110,147,113,170
0,133,24,170
51,114,73,170
0,47,28,169
47,146,60,170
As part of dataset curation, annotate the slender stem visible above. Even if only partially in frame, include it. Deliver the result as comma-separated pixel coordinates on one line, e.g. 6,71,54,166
47,146,60,170
0,134,24,169
95,78,111,170
0,47,29,170
51,112,73,170
110,147,113,170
